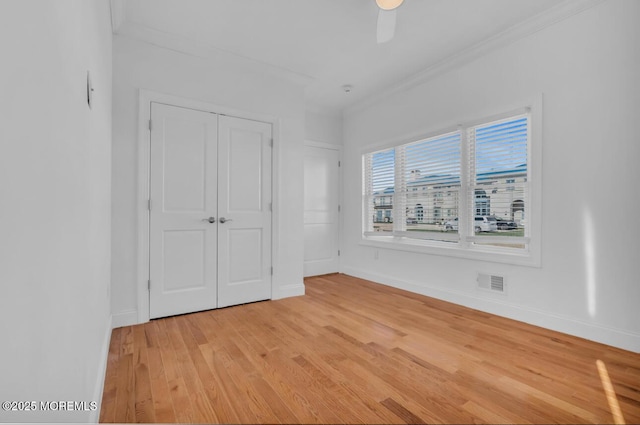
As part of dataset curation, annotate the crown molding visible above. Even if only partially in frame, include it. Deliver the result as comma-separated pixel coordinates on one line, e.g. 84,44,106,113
344,0,606,116
109,0,126,33
113,20,314,88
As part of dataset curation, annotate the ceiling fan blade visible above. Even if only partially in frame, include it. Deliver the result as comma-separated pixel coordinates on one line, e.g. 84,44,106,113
376,8,396,44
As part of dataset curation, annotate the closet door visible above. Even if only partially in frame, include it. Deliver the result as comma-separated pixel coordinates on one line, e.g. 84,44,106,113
149,103,218,319
148,103,273,318
217,115,272,308
303,144,340,276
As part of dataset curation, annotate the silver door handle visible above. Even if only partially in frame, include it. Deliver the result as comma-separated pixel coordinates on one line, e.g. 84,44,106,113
219,217,232,224
202,217,216,223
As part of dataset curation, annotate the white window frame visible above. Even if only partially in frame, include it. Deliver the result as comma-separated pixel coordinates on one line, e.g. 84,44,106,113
361,96,542,267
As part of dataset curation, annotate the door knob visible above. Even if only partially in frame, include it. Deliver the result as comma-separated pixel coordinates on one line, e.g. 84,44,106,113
219,217,233,224
202,217,216,223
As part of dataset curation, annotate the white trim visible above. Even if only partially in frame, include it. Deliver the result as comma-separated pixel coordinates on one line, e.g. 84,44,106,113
529,95,543,269
112,309,138,328
342,267,640,353
271,119,282,301
273,283,306,300
90,314,112,423
109,0,126,33
114,25,313,88
345,0,604,116
394,231,460,242
359,238,537,267
360,94,542,267
304,140,342,151
338,144,344,275
137,91,151,324
137,89,279,324
465,236,529,244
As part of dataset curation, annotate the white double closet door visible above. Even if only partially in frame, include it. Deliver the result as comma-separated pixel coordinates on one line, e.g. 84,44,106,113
149,102,272,319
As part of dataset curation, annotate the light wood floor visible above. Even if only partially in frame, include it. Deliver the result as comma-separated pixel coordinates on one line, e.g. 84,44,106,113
100,273,640,424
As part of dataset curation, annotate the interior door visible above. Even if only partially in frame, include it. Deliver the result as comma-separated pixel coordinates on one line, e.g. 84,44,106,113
303,144,340,277
149,103,218,319
217,115,272,307
218,116,272,307
149,104,273,317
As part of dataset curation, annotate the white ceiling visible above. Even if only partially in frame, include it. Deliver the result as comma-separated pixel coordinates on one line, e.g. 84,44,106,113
113,0,565,111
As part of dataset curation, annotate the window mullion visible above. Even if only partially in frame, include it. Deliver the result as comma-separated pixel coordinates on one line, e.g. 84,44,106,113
459,125,471,247
394,145,406,233
363,154,373,233
524,108,532,240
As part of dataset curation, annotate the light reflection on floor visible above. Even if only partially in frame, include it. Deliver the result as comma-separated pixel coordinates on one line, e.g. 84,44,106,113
597,359,626,424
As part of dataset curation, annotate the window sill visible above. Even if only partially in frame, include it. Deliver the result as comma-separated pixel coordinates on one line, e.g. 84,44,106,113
360,235,541,267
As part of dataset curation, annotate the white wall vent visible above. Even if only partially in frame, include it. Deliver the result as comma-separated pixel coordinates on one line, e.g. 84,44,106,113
477,273,506,293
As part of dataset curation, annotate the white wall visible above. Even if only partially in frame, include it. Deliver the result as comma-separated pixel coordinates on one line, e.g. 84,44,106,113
305,105,343,145
0,0,113,422
111,35,306,325
342,0,640,352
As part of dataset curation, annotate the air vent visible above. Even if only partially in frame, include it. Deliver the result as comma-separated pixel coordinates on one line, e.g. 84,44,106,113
477,273,505,293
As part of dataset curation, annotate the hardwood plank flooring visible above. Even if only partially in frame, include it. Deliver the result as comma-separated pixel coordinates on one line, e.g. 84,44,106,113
100,273,640,424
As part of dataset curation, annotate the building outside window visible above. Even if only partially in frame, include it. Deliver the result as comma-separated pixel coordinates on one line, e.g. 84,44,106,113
363,112,531,253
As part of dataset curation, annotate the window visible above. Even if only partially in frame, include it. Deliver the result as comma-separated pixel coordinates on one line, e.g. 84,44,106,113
469,115,528,248
364,148,395,232
401,131,460,240
474,189,490,216
363,110,534,259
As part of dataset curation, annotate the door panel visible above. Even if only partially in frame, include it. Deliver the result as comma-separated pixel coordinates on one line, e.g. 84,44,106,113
228,228,263,283
162,118,208,211
304,224,334,262
162,230,206,292
227,129,263,212
217,116,272,308
149,103,218,319
304,145,340,277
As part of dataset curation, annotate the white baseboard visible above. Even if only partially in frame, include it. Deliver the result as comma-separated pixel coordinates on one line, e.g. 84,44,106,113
274,283,306,300
90,314,112,423
112,287,307,326
342,266,640,353
112,309,138,328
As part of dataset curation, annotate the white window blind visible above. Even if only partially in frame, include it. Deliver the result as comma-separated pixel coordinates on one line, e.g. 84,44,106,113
399,131,461,241
362,109,534,256
364,148,395,233
468,114,529,248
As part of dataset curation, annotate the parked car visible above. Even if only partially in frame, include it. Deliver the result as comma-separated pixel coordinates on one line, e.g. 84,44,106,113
445,216,497,232
494,217,517,230
444,217,458,230
475,216,498,232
